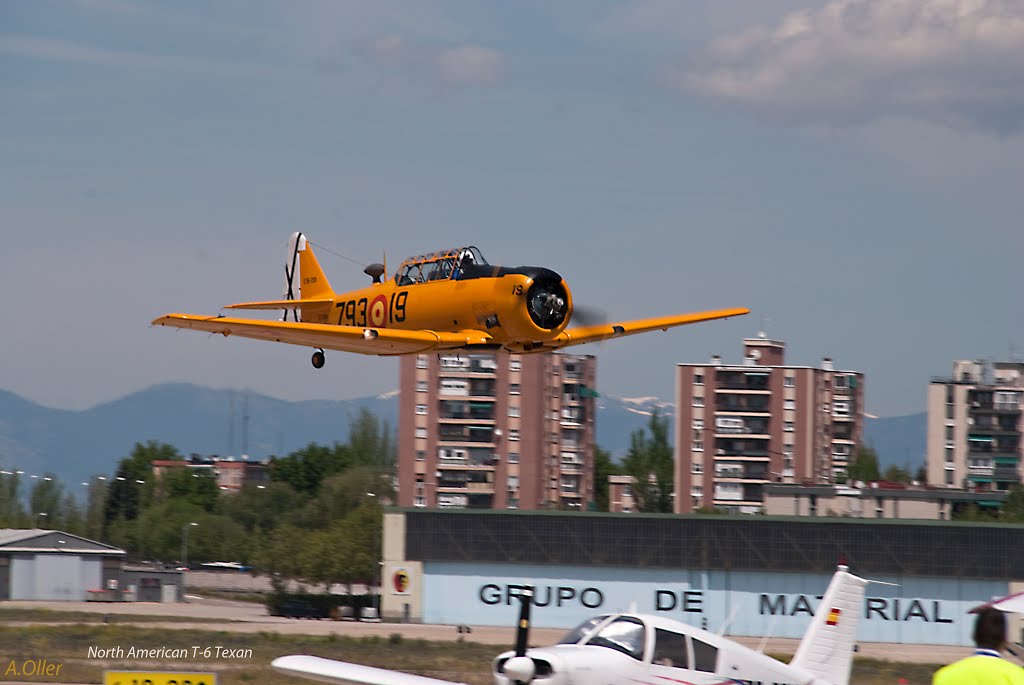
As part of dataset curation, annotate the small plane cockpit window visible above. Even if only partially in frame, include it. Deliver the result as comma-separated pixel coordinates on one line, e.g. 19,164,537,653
691,638,718,673
582,616,645,660
652,628,689,669
558,615,611,645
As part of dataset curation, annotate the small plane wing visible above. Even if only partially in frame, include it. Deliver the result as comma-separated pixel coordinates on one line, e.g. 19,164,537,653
272,656,465,685
553,307,750,349
151,314,493,356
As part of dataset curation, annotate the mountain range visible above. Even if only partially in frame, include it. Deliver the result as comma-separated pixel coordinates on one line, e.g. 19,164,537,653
0,384,925,487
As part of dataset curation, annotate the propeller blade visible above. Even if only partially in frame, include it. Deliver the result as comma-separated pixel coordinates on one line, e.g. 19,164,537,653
514,585,534,657
571,304,607,327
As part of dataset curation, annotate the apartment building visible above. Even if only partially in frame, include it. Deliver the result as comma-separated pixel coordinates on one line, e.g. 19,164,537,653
675,335,865,514
927,360,1024,490
397,351,596,510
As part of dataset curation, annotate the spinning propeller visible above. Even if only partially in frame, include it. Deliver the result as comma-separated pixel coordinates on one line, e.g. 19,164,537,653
502,586,536,685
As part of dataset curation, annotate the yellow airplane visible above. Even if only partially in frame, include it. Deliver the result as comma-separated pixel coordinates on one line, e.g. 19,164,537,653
153,233,749,368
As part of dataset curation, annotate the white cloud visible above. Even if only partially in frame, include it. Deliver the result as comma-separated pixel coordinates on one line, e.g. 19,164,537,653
435,44,504,86
675,0,1024,133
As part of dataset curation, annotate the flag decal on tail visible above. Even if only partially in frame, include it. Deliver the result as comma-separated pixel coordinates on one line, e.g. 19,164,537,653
826,608,841,626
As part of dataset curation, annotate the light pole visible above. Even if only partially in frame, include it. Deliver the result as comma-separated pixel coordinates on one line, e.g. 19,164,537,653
181,522,198,569
36,512,48,528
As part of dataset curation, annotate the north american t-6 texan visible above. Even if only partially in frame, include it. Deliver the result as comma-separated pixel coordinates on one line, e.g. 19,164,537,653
153,233,748,366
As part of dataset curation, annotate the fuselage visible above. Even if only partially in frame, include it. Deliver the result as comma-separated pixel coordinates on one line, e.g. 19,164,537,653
302,258,573,353
493,613,818,685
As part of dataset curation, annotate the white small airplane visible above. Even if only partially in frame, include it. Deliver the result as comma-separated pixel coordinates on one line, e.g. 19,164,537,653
273,565,868,685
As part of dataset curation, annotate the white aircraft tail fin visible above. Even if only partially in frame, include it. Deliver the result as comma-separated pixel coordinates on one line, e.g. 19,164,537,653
789,566,868,685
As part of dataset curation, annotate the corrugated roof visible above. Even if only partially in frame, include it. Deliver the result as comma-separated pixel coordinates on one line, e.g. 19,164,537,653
0,529,125,554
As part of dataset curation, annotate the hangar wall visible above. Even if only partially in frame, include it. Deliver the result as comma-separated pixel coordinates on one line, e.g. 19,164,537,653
381,510,1024,647
420,561,1003,646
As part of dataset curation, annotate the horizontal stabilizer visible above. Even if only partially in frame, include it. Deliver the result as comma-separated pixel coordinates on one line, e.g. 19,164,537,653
225,298,333,310
272,655,465,685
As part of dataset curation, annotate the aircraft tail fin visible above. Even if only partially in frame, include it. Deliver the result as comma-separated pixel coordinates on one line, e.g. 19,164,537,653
789,566,868,685
283,232,333,320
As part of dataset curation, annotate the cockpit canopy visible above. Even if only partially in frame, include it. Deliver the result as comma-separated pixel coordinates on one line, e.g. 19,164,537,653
558,614,720,672
395,247,488,286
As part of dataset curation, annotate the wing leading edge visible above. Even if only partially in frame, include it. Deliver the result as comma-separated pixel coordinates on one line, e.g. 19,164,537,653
552,307,750,349
151,314,493,355
272,656,466,685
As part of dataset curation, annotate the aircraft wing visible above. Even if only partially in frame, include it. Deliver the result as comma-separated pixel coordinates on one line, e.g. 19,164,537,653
151,314,493,355
272,656,466,685
552,307,749,348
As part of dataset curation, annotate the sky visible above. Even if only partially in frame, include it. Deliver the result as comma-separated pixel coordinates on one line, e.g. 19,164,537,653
2,0,1023,418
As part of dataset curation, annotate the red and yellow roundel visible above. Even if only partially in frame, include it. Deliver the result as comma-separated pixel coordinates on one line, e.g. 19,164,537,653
392,569,410,593
369,295,388,327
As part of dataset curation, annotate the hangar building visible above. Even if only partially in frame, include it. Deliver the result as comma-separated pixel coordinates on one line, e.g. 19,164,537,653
380,510,1024,647
0,529,183,602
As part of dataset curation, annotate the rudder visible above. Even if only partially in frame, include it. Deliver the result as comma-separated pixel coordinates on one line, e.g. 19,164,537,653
789,566,868,685
283,233,333,320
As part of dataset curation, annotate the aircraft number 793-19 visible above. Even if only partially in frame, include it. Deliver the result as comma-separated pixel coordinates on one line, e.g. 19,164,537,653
153,232,749,368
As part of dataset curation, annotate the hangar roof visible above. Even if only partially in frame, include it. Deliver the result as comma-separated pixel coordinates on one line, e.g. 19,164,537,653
0,529,125,555
396,509,1024,580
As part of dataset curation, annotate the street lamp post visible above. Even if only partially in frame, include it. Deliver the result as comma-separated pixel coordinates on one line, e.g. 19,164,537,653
181,522,198,569
36,512,48,528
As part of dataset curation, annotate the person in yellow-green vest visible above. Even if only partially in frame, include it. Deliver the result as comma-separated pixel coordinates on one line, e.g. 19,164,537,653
933,608,1024,685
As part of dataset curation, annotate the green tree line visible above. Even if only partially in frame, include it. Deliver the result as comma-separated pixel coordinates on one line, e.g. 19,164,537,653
0,408,394,588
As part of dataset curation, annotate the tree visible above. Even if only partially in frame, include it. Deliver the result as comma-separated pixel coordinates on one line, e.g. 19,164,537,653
621,411,674,513
0,472,27,527
103,441,175,531
846,447,881,484
592,446,623,512
347,408,396,470
29,473,63,527
268,443,350,496
1002,485,1024,522
881,465,912,484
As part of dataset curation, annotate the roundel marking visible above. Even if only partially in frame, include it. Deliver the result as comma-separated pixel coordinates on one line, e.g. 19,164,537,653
393,569,410,593
369,295,388,327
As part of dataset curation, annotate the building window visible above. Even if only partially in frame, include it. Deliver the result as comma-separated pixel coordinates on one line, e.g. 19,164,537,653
784,375,795,388
945,470,953,485
945,447,954,463
509,383,521,395
833,401,850,417
509,405,520,418
417,380,427,392
414,496,426,507
509,429,520,441
417,355,428,369
835,375,848,388
693,419,704,430
784,399,795,410
694,373,704,385
416,404,427,415
510,357,522,371
693,441,704,451
692,462,703,474
945,425,954,440
509,452,519,464
784,421,795,432
415,427,427,439
416,450,425,461
693,396,704,408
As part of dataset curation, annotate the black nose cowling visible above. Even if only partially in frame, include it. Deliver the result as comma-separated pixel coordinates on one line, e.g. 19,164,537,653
526,275,568,330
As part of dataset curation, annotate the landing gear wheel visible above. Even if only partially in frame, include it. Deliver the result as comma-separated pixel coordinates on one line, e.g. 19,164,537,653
311,349,326,369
